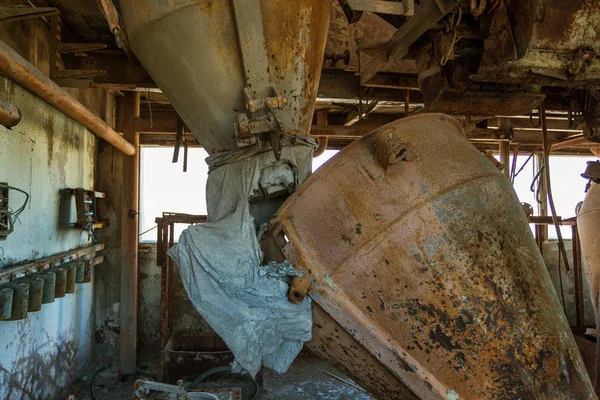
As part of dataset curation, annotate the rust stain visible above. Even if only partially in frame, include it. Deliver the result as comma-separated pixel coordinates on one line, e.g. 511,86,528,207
265,114,595,399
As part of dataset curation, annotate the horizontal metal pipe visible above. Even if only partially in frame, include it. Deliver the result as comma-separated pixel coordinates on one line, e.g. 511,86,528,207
551,135,597,151
0,98,21,128
0,40,135,156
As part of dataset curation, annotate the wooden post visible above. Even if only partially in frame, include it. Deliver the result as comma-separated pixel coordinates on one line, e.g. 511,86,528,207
119,91,140,376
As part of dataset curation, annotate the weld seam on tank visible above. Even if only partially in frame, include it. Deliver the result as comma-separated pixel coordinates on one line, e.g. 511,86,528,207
329,172,506,272
309,284,446,398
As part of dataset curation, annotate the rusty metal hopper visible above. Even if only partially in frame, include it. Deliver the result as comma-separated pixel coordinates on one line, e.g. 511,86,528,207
265,114,595,399
119,0,330,154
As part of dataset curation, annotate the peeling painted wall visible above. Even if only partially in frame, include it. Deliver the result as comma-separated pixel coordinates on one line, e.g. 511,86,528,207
0,76,99,399
0,13,116,398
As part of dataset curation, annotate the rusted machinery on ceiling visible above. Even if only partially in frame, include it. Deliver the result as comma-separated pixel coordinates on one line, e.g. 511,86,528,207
341,0,600,135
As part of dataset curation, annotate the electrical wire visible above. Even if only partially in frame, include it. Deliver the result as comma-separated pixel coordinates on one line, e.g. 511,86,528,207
0,184,30,236
515,148,539,182
509,143,521,183
139,225,157,237
470,0,487,17
440,7,462,66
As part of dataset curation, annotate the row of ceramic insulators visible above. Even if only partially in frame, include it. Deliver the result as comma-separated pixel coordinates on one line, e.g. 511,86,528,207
0,262,91,321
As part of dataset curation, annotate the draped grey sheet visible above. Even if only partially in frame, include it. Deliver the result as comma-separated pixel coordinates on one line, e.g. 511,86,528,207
168,137,316,376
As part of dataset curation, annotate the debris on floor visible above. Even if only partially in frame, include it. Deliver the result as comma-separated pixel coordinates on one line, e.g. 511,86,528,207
69,352,373,400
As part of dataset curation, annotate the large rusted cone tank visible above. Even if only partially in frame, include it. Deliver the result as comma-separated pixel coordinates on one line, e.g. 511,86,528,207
267,114,594,399
578,181,600,323
119,0,330,153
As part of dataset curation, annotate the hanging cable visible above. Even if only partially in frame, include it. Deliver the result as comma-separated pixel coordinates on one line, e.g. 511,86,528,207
510,144,521,182
0,184,30,236
515,147,538,180
145,89,153,129
529,106,542,128
530,162,545,204
541,102,571,271
470,0,487,17
440,8,462,66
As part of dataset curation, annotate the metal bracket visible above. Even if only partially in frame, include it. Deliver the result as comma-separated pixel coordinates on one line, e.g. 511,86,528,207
362,0,460,62
232,0,287,160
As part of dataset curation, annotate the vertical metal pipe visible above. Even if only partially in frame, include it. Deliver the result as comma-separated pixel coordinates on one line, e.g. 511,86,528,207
168,222,175,341
499,140,510,178
119,91,140,376
573,225,585,328
535,153,548,241
541,103,571,271
157,221,167,382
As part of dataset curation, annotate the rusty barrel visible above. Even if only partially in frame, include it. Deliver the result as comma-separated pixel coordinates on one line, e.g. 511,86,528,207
268,114,594,399
578,181,600,324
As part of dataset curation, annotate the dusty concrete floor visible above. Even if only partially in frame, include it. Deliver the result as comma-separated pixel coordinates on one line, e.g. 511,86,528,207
70,352,374,400
261,353,373,400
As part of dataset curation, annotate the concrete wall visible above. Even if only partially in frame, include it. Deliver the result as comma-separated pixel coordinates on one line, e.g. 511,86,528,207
0,12,116,399
0,76,98,399
544,240,596,327
138,243,211,354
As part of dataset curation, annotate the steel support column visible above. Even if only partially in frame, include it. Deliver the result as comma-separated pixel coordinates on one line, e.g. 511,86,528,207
499,140,510,178
119,91,140,376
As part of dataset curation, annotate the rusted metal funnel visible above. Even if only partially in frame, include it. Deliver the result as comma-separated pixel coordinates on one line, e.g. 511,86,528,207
265,114,594,399
119,0,330,154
